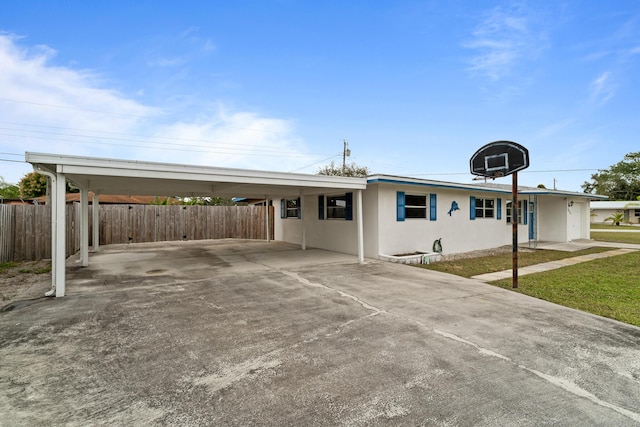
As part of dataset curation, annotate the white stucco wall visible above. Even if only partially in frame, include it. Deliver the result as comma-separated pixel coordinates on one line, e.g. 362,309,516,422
275,194,360,256
537,197,567,242
372,183,528,257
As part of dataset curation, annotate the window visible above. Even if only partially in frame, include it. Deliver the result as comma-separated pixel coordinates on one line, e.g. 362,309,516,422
506,200,524,224
397,192,436,221
327,195,346,219
405,194,427,219
321,193,352,220
475,198,495,218
635,209,640,218
281,198,300,219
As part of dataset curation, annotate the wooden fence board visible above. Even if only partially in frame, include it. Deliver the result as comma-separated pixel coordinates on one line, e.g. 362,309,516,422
0,204,275,262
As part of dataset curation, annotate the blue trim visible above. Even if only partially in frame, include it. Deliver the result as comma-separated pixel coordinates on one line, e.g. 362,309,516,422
318,195,324,220
523,200,528,225
429,193,437,221
397,191,405,222
280,199,285,219
470,196,476,220
367,178,512,194
497,198,502,220
297,197,301,219
345,192,353,221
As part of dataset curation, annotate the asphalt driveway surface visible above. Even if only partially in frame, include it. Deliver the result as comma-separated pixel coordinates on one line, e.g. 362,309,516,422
1,240,639,426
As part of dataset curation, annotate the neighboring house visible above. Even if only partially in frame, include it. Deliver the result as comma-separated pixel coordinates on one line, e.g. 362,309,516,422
275,175,606,258
590,201,640,224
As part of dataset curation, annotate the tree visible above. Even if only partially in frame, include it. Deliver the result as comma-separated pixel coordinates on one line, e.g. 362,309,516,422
0,176,20,199
582,152,640,200
19,172,48,198
317,161,369,177
604,212,627,226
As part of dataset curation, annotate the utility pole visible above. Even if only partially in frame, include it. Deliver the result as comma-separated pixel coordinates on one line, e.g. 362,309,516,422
342,139,351,173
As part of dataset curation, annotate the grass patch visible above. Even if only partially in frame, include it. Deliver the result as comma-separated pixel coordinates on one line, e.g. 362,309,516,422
590,224,639,230
418,247,610,278
0,261,19,272
491,252,640,326
591,232,640,244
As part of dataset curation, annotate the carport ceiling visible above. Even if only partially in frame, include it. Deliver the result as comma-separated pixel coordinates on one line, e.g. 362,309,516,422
25,152,367,198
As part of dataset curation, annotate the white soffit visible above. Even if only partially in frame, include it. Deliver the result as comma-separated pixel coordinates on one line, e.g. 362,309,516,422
25,152,367,197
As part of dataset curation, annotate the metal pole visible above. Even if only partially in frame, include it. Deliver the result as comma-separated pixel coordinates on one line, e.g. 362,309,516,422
512,172,518,289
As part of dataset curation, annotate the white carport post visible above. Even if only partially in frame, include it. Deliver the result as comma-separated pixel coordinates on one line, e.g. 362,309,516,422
54,172,66,297
92,194,99,252
300,193,306,250
36,168,57,297
356,189,364,263
265,197,270,242
79,188,89,267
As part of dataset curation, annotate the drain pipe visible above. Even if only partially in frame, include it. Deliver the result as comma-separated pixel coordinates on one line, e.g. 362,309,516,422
34,166,57,297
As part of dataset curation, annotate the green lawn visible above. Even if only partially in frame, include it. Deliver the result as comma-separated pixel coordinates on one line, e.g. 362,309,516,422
492,252,640,327
590,231,640,244
418,244,640,326
419,247,610,279
590,223,639,230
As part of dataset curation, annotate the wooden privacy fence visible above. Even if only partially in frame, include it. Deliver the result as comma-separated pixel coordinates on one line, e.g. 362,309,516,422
0,204,274,263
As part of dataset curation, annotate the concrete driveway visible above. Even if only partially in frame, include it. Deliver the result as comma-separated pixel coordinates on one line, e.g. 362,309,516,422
1,239,639,426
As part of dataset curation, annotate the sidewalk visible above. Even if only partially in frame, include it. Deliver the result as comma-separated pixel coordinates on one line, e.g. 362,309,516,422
471,240,640,282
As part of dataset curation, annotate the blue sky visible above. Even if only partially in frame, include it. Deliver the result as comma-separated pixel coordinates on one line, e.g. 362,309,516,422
1,1,639,192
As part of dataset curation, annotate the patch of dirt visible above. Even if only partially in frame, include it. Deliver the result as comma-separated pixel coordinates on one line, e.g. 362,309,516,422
0,260,52,307
441,245,534,261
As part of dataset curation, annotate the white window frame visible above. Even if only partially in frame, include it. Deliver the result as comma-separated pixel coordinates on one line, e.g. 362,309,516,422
506,200,524,224
326,194,347,219
405,194,427,219
475,198,495,219
284,198,300,218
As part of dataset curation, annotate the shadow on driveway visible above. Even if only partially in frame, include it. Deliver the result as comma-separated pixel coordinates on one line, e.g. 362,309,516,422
2,239,639,426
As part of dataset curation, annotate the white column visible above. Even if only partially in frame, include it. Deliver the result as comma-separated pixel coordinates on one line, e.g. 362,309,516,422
45,173,57,297
357,189,364,263
55,173,66,297
80,188,89,267
92,193,99,252
300,195,306,250
266,198,270,242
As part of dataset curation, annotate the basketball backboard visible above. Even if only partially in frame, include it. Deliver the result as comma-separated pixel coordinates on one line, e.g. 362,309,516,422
470,140,529,178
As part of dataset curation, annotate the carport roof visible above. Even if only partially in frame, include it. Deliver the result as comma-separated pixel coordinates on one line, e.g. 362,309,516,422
25,152,367,198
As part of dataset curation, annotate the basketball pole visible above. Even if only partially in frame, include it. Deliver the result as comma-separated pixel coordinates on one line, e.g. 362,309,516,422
512,171,518,289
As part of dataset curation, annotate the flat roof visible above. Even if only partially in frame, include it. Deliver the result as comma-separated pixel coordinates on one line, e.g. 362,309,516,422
26,152,367,198
367,174,608,199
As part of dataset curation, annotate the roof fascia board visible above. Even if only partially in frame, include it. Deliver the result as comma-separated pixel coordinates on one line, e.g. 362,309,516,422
26,152,366,190
367,177,511,195
368,175,604,199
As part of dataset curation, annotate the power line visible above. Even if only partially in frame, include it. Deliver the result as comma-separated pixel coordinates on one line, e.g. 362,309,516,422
0,158,26,164
0,97,162,119
0,131,323,158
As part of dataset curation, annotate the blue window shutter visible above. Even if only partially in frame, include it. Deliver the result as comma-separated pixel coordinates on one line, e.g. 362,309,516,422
523,201,528,225
497,198,502,220
345,192,353,221
470,196,476,220
397,191,405,222
280,199,285,219
318,195,324,220
297,197,301,219
430,194,437,221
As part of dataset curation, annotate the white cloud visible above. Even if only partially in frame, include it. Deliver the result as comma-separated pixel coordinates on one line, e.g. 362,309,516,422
588,71,616,105
0,35,317,184
464,5,548,81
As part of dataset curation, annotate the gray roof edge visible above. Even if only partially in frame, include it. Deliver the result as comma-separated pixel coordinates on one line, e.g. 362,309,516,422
25,152,367,188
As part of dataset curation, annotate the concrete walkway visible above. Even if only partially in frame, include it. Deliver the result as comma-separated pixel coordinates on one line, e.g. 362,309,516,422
472,240,640,282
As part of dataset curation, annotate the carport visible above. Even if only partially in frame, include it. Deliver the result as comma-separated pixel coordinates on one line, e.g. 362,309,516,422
25,152,367,297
